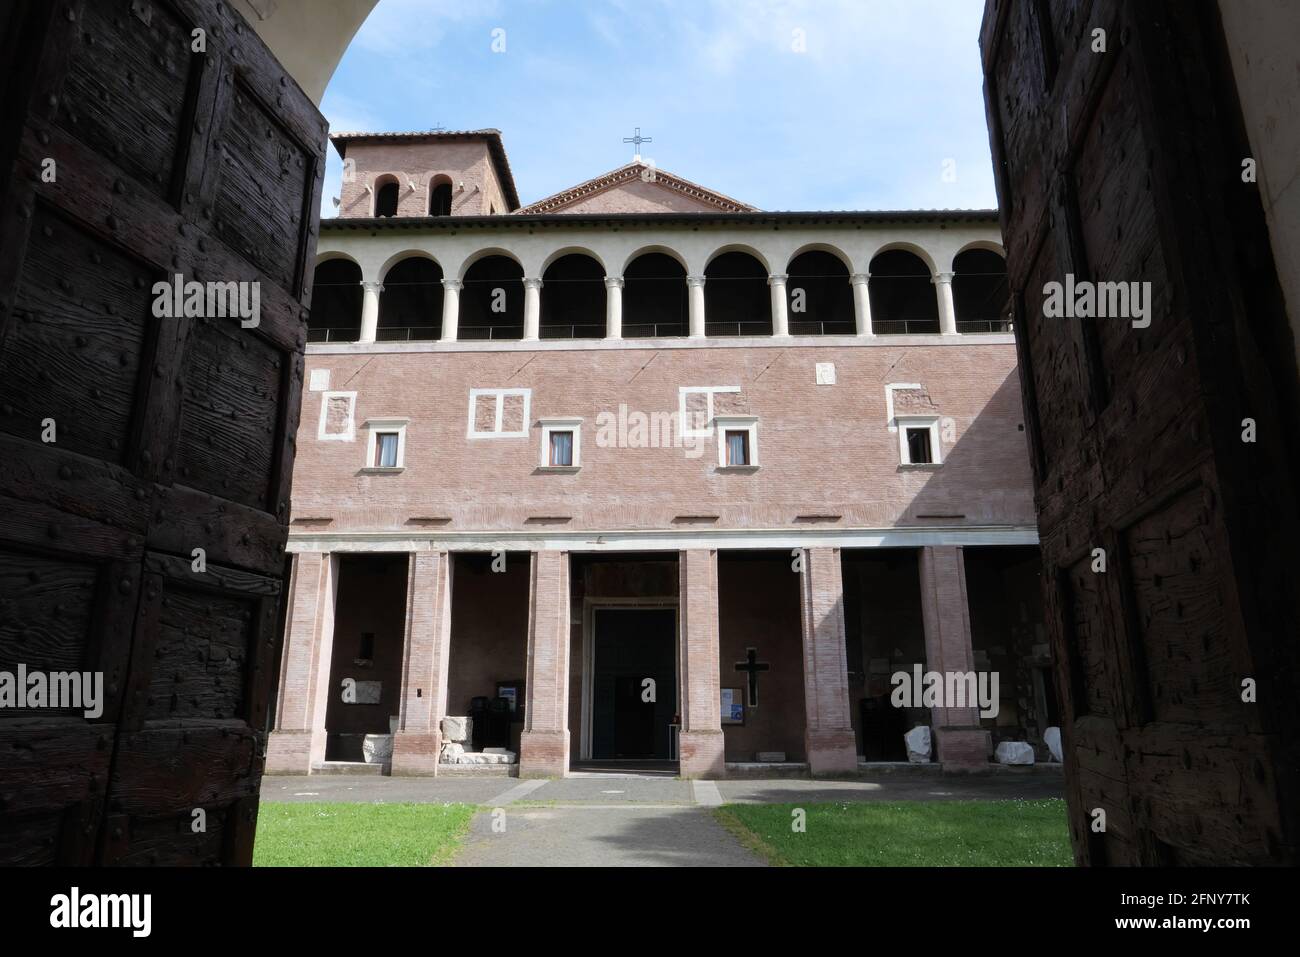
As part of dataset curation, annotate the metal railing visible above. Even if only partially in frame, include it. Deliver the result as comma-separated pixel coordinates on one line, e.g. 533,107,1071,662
621,322,689,338
457,325,524,341
375,325,441,342
539,323,607,340
704,321,774,337
788,319,858,336
309,315,1011,343
306,327,360,343
871,319,942,335
955,318,1014,333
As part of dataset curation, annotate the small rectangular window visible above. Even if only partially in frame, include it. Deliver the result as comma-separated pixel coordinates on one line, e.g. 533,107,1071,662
375,432,400,468
725,430,749,466
549,430,574,467
906,427,932,464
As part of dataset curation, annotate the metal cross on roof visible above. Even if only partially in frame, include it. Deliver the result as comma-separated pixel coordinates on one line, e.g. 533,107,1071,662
623,126,652,159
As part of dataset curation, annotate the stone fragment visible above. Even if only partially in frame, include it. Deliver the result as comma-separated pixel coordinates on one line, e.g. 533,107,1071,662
1044,727,1063,762
904,725,931,763
994,741,1035,765
441,715,472,742
362,734,393,763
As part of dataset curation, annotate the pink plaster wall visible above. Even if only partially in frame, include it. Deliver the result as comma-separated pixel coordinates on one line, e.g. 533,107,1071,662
337,140,509,217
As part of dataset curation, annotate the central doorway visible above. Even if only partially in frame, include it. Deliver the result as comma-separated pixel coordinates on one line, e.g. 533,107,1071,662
589,607,678,762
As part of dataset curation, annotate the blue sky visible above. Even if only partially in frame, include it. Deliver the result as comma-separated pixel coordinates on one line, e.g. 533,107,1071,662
319,0,996,217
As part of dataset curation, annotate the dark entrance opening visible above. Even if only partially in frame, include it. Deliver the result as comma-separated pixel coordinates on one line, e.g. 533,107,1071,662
591,607,677,760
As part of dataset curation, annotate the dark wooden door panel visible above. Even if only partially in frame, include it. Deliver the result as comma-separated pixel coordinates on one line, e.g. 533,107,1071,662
0,0,323,865
982,0,1300,864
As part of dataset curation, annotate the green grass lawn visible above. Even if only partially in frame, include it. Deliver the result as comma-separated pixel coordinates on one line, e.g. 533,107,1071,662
716,799,1072,867
253,802,476,866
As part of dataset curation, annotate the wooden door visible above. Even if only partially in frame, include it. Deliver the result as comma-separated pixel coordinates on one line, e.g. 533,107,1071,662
980,0,1300,864
0,0,324,865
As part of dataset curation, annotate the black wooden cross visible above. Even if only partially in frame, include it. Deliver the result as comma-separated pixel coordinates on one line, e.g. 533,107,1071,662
734,647,770,708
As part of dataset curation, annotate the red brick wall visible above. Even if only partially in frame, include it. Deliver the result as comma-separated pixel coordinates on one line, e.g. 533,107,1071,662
292,342,1034,533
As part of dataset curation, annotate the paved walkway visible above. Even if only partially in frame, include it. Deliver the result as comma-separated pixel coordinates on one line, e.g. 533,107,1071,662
261,768,1063,867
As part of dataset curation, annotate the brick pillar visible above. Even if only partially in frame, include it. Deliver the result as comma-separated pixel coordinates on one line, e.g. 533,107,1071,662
266,552,337,774
919,545,990,768
799,547,858,775
520,551,570,777
391,551,453,775
678,549,725,777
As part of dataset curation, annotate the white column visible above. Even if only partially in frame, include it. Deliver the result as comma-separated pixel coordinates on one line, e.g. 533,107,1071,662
523,277,543,341
687,275,706,338
604,276,623,339
851,273,873,336
358,280,382,344
934,271,958,335
768,273,789,337
440,278,461,342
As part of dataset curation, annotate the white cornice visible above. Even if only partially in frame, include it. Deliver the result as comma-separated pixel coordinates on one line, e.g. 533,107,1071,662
286,524,1040,554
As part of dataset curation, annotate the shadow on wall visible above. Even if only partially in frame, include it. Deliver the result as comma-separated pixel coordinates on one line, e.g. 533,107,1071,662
898,368,1036,527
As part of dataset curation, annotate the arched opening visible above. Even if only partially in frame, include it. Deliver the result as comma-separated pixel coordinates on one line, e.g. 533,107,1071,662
787,250,854,335
461,255,524,340
705,251,771,336
952,248,1011,333
623,252,688,338
374,175,399,217
541,254,605,339
868,249,938,334
429,176,453,216
378,257,444,341
307,258,362,342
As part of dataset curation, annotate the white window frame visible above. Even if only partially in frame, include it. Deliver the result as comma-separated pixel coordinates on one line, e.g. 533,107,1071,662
897,415,942,466
318,391,357,442
467,388,532,439
715,415,759,468
363,417,409,471
538,417,583,470
679,385,740,438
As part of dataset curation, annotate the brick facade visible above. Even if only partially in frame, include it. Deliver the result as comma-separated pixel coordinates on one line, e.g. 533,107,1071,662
272,145,1040,778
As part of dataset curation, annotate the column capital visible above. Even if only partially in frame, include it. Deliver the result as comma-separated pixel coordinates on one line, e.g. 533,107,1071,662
524,277,544,290
767,273,789,286
360,280,384,293
441,278,463,291
850,272,870,284
931,271,955,284
686,275,707,288
603,276,624,289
